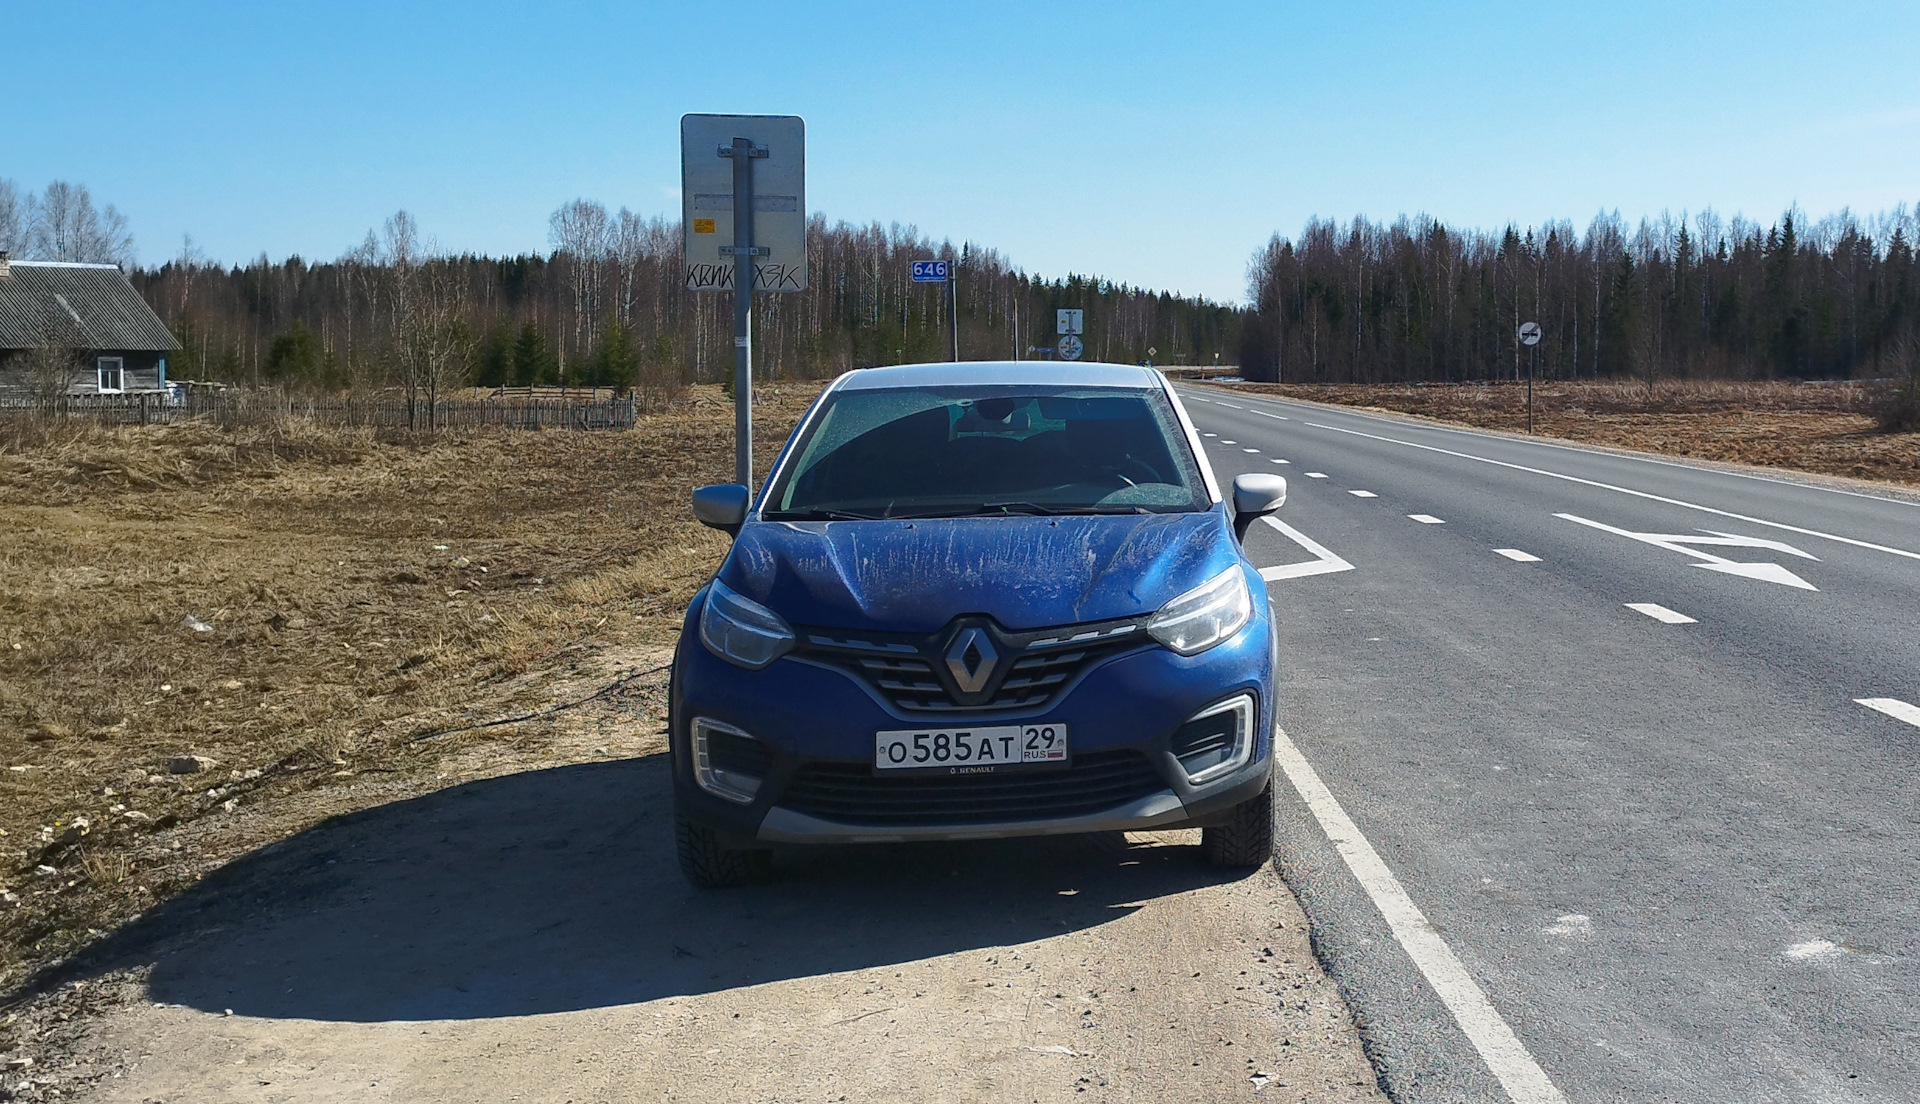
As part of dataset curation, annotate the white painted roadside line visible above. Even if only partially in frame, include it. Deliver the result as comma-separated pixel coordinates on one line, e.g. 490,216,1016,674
1856,698,1920,729
1626,603,1697,624
1494,549,1542,562
1350,490,1378,498
1257,516,1355,581
1409,514,1445,524
1271,726,1569,1104
1251,410,1290,420
1296,419,1920,564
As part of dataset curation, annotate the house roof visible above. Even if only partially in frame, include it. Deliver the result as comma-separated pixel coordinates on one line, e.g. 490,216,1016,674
0,260,181,353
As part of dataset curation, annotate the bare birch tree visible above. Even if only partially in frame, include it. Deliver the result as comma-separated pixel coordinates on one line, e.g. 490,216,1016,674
26,181,135,266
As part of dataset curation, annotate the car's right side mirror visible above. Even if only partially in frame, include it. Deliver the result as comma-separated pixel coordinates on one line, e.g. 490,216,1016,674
1230,473,1287,543
692,483,751,537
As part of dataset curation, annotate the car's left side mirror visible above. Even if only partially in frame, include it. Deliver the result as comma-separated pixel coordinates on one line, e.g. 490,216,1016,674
692,483,751,537
1230,473,1287,543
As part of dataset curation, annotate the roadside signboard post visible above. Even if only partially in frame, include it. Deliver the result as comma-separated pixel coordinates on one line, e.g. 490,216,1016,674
682,113,807,487
912,260,959,362
1518,321,1541,434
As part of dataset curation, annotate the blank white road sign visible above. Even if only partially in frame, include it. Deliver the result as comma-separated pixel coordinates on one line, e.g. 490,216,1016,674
1057,309,1084,335
681,114,807,292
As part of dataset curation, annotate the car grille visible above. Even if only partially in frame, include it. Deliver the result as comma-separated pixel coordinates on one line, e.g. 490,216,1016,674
777,749,1166,827
795,618,1149,713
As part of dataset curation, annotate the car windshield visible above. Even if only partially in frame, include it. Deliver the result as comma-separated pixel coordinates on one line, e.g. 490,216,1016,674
763,384,1210,519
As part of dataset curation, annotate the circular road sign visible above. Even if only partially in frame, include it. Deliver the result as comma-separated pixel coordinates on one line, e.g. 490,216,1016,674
1057,334,1085,361
1518,322,1542,346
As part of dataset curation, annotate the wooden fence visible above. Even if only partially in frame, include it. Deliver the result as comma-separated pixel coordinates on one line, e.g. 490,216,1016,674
0,391,640,430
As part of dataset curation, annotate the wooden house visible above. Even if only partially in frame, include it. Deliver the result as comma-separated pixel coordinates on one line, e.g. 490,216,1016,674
0,253,181,396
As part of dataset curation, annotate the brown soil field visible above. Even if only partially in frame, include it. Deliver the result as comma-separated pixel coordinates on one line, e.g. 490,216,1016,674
0,384,822,999
1213,379,1920,489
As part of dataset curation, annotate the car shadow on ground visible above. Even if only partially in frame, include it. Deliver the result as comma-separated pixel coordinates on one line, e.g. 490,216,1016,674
64,754,1239,1023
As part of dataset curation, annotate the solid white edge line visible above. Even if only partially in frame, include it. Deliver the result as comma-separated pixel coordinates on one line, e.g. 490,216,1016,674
1257,516,1355,580
1625,602,1697,624
1494,549,1542,562
1856,697,1920,728
1288,418,1920,563
1271,725,1569,1104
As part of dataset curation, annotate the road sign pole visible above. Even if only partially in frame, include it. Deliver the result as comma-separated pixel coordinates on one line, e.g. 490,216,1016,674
948,268,959,362
1528,344,1536,434
722,137,767,487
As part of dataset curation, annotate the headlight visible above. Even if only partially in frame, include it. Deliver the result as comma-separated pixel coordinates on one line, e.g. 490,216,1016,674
1147,566,1252,656
699,579,795,669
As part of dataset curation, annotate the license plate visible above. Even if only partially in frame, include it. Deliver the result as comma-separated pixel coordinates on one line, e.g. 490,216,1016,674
873,724,1069,773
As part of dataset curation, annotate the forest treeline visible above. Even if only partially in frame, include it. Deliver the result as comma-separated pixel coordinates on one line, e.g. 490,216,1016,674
122,202,1240,399
1238,206,1920,387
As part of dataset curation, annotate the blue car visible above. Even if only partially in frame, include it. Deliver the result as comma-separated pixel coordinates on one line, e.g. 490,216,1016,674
670,362,1288,887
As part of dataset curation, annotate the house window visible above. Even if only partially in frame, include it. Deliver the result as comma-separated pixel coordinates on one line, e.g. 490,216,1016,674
97,357,124,393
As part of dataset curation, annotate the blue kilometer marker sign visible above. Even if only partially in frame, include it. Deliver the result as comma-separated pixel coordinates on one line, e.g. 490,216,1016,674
911,260,950,282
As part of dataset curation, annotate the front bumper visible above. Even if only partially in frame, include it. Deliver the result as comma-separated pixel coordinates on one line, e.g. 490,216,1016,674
670,588,1277,845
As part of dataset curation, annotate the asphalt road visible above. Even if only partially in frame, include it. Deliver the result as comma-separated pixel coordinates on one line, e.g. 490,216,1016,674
1180,386,1920,1104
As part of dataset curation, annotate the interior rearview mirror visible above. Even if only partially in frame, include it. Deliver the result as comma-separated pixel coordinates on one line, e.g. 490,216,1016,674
1230,473,1287,543
692,483,751,536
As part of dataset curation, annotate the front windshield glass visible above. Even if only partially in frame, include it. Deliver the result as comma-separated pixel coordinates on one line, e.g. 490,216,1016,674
764,384,1210,519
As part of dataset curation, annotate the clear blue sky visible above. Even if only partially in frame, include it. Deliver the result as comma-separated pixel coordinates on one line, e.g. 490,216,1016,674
8,1,1918,303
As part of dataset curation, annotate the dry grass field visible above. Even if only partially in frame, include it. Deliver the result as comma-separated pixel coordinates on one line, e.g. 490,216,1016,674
0,384,822,996
1219,379,1920,489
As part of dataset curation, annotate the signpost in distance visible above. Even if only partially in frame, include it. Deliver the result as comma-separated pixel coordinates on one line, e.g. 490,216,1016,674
1518,321,1541,434
912,260,958,361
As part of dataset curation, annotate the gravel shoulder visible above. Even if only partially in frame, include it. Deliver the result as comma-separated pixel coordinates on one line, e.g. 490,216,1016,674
8,662,1384,1104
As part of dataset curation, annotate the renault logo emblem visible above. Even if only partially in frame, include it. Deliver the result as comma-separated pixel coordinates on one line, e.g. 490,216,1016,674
945,627,999,694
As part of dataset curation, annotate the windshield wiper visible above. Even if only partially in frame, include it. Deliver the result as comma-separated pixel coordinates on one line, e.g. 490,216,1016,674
764,508,892,521
892,502,1154,519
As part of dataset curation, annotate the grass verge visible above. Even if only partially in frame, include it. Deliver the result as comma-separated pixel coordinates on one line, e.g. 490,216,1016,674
0,383,821,998
1217,379,1920,489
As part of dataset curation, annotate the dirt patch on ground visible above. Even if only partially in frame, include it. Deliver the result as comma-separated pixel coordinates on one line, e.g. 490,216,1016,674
1218,379,1920,489
0,383,821,1002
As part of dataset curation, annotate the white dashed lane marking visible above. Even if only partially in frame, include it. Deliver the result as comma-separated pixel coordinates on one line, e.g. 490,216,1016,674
1494,549,1542,562
1270,458,1290,464
1202,432,1218,438
1305,472,1328,479
1857,698,1920,729
1626,603,1696,624
1409,515,1445,524
1242,448,1260,453
1221,440,1237,445
1350,490,1378,498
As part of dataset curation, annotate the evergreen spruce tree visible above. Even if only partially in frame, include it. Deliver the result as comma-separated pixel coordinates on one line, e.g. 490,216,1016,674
511,321,551,387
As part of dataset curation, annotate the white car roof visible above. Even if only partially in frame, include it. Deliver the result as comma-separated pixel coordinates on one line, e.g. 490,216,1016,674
831,361,1163,391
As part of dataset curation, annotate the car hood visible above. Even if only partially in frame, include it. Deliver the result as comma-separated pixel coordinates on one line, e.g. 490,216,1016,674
719,509,1239,632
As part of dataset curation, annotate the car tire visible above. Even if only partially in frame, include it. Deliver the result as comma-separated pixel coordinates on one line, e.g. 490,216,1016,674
674,803,773,888
1201,781,1276,868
